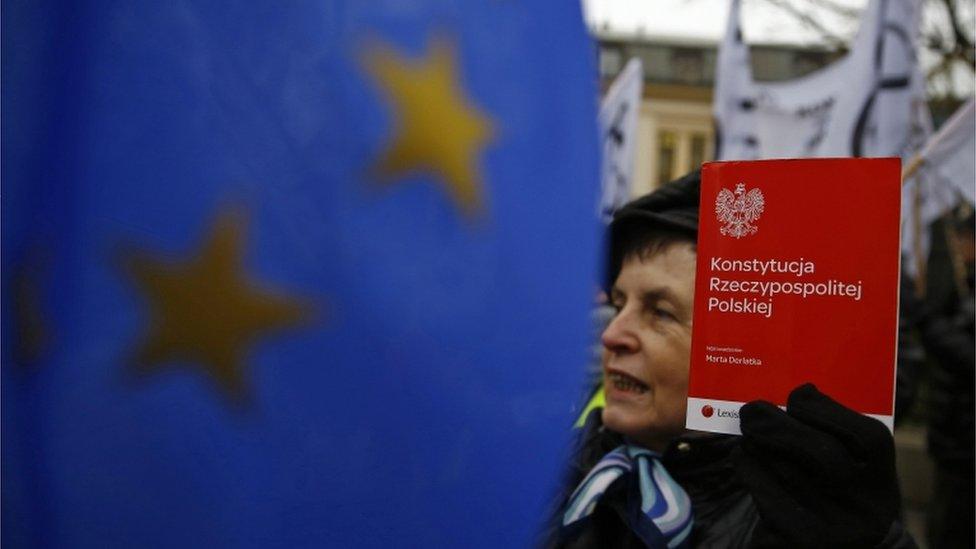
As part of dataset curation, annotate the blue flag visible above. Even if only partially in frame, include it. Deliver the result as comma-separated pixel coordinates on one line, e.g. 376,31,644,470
2,1,599,547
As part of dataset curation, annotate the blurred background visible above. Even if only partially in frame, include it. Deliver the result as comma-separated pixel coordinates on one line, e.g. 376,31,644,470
585,2,974,546
585,0,973,193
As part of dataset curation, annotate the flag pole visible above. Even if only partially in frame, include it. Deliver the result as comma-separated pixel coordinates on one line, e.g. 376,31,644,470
943,220,971,300
902,153,925,182
901,104,974,300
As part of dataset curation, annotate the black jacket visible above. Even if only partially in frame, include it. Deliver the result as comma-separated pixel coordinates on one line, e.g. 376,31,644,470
919,296,975,472
545,409,918,548
899,267,975,471
544,410,757,548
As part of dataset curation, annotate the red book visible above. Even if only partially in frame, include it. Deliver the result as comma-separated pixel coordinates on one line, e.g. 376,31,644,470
686,158,902,435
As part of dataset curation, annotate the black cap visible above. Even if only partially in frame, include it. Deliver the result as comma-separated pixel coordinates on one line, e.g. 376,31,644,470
606,170,701,286
611,170,700,238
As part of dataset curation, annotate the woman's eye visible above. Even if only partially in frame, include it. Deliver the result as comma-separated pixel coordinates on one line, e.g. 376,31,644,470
652,307,676,321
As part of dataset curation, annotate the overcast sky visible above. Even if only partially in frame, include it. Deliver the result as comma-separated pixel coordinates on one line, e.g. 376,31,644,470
581,0,975,96
581,0,866,45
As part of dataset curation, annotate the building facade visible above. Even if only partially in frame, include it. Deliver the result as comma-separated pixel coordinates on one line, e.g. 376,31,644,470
597,33,840,195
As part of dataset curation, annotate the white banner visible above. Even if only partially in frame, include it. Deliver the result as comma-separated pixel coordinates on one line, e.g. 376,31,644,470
714,0,954,280
902,98,976,277
919,98,975,205
862,0,931,159
598,57,643,222
715,0,931,161
756,0,881,159
713,0,758,161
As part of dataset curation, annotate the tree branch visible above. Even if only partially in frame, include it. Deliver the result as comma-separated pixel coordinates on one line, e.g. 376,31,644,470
761,0,850,50
808,0,860,19
940,0,975,68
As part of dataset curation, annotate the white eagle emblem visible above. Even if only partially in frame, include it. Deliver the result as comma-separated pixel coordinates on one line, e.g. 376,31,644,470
715,183,764,238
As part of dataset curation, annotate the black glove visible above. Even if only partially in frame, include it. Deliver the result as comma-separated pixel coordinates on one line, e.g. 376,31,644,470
733,383,901,549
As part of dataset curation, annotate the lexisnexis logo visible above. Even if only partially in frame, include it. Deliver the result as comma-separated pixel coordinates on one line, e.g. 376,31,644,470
716,182,764,238
700,404,739,419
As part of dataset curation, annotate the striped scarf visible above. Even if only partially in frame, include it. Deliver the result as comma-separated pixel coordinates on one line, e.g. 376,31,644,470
562,445,693,548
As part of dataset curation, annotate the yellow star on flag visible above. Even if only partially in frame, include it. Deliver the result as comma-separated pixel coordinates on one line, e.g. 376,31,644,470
121,209,310,405
363,36,494,219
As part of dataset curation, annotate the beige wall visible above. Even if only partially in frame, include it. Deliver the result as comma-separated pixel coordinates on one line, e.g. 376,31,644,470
631,96,715,197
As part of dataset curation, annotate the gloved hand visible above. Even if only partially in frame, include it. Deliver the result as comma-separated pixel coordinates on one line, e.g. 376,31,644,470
733,383,901,549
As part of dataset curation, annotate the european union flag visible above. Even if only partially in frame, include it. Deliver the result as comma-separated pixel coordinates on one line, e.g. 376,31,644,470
2,2,599,547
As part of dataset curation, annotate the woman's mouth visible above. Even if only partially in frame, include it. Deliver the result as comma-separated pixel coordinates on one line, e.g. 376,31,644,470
607,371,649,394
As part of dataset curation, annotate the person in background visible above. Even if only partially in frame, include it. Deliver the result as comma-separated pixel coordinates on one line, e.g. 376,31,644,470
545,171,917,548
917,203,975,549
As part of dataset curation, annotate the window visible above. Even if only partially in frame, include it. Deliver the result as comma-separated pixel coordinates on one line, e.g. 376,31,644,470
671,48,704,85
690,134,707,172
636,45,671,83
657,131,677,186
653,128,713,187
600,47,623,78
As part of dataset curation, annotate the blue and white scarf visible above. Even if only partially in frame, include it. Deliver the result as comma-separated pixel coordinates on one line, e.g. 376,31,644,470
562,445,693,548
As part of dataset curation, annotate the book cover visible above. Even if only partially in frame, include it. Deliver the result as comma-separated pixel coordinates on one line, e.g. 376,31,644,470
686,158,902,435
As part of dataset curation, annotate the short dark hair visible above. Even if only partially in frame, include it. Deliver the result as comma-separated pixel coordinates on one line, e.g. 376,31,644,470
607,225,696,289
605,170,701,288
